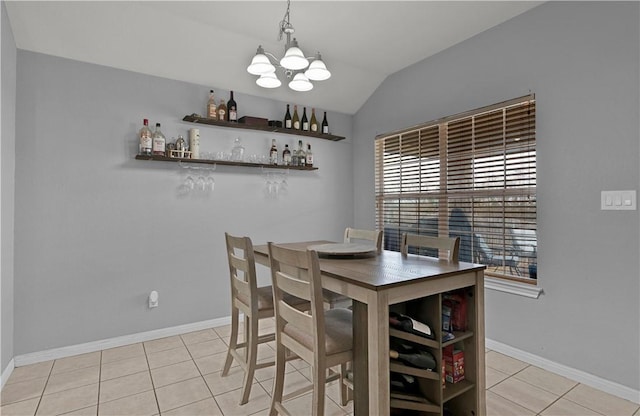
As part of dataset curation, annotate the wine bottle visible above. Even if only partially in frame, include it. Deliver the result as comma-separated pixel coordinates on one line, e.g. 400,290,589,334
321,111,329,134
152,122,166,156
297,140,306,167
301,107,309,131
389,349,437,370
389,312,434,339
390,372,420,395
227,91,237,122
269,139,278,165
310,108,318,132
282,144,292,166
305,143,313,167
292,105,300,130
284,104,292,129
217,99,227,122
207,90,217,119
139,118,152,156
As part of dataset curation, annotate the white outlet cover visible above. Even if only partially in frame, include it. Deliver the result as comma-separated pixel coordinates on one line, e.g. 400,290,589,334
601,190,636,210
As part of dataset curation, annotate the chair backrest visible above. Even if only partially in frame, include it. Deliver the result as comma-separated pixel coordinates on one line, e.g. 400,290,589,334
473,233,493,262
343,227,383,252
268,243,326,360
401,233,460,261
225,232,259,314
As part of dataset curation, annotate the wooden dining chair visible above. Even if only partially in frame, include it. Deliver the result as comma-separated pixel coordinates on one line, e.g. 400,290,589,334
222,233,308,405
322,227,384,309
268,242,353,416
400,233,460,261
343,227,383,252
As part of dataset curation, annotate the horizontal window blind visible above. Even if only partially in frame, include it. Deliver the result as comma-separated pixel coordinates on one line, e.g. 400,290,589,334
375,96,537,281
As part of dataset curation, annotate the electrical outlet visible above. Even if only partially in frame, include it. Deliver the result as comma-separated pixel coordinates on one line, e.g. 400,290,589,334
149,291,159,308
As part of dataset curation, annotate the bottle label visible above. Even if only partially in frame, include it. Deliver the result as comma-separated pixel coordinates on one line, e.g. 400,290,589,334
141,136,152,151
311,124,318,132
218,109,226,120
208,105,217,118
229,109,237,121
306,155,313,165
293,121,300,129
322,126,329,134
152,138,165,152
286,120,292,128
303,122,309,131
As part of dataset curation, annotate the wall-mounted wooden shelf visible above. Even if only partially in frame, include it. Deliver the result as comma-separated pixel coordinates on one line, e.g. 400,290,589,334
135,154,318,170
182,115,345,142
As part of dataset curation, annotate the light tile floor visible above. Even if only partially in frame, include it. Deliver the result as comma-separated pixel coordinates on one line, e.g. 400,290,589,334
2,318,639,415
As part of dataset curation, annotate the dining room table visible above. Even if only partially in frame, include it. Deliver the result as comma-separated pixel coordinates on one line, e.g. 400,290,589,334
252,240,487,416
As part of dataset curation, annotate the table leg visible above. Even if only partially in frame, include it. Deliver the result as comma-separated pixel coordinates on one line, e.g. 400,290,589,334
352,300,368,415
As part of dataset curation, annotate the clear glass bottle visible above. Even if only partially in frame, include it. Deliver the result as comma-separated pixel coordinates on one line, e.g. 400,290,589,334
207,90,217,119
139,118,152,156
297,139,306,167
269,139,278,165
305,143,313,167
152,122,166,156
283,144,292,166
231,137,245,161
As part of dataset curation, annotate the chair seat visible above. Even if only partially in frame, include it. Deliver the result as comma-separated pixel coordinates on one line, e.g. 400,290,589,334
284,308,353,355
238,286,307,311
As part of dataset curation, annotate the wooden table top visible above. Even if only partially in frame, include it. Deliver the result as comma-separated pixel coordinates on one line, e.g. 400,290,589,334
253,241,485,291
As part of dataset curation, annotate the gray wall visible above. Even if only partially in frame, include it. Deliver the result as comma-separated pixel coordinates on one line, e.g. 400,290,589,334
353,2,639,391
13,51,353,354
1,0,17,372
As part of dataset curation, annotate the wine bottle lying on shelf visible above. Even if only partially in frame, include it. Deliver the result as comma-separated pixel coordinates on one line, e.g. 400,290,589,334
390,349,437,370
389,311,435,339
390,372,420,395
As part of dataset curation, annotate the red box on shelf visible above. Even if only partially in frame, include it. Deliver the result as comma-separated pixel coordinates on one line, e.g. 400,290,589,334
442,290,467,331
443,345,465,384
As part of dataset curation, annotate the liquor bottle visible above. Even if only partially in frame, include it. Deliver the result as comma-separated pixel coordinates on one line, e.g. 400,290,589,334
292,105,300,130
282,144,292,166
322,111,329,134
291,144,299,167
284,104,292,129
389,312,434,339
389,349,437,370
227,91,237,122
152,123,166,156
305,143,313,167
297,140,306,167
139,118,152,156
207,90,217,119
217,99,227,122
310,108,318,132
269,139,278,165
301,107,309,131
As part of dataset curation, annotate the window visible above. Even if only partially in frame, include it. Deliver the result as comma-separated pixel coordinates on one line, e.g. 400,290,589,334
375,95,537,282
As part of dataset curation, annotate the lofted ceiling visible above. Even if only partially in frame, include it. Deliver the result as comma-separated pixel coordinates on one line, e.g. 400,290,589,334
5,1,542,115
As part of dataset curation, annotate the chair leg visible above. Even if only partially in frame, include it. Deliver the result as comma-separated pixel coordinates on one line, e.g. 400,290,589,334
269,343,287,416
239,315,258,405
222,306,239,376
339,363,351,406
311,364,326,416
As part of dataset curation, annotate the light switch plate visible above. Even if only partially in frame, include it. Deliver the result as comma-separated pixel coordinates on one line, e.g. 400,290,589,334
601,190,636,210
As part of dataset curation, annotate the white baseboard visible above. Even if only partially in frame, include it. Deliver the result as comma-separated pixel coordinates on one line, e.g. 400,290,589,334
13,316,232,368
486,338,640,405
1,358,15,390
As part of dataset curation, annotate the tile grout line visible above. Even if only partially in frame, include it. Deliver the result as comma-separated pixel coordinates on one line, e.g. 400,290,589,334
141,341,162,415
31,359,55,416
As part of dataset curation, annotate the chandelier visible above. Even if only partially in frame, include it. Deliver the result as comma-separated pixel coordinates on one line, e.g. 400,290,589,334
247,0,331,92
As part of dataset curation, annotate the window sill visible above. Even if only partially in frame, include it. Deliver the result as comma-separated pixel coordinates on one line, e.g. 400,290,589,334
484,276,543,299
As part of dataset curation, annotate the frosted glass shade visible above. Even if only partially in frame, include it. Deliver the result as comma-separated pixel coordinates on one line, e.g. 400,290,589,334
247,46,276,75
288,73,313,92
305,55,331,81
280,39,309,70
256,72,282,88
